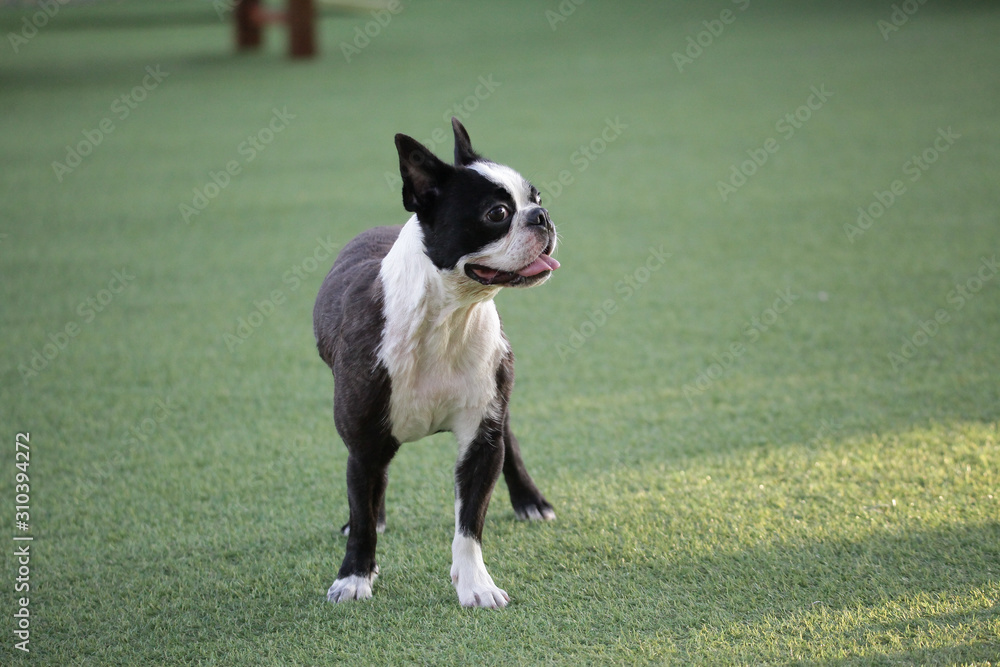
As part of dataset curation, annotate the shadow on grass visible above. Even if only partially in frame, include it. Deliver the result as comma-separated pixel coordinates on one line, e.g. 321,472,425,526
617,521,1000,661
667,522,996,608
536,367,1000,472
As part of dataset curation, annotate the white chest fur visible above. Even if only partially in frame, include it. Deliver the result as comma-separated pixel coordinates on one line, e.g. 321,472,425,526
377,219,509,445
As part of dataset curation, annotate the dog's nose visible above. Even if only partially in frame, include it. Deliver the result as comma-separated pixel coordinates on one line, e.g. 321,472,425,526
526,207,550,227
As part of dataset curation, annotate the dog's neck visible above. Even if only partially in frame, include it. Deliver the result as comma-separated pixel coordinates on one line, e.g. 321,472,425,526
378,217,507,370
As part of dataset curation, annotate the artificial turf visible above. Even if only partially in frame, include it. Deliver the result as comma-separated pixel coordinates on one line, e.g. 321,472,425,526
1,0,998,664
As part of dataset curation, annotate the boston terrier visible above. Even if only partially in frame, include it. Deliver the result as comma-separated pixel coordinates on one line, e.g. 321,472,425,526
313,118,559,608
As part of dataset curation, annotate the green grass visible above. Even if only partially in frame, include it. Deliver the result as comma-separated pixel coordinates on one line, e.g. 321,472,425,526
2,0,999,664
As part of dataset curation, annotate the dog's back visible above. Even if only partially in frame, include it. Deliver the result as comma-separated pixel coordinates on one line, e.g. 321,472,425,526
313,225,401,367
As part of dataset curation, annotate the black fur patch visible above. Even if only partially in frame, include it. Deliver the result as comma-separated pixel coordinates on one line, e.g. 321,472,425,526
420,168,517,270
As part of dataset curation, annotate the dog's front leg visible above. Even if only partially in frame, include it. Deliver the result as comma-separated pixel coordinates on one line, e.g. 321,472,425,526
451,412,509,608
328,449,394,602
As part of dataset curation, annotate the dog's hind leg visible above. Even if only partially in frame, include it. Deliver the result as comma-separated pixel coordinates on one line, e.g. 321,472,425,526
501,412,556,521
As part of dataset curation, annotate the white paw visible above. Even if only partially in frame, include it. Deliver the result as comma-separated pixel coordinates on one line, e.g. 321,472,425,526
326,573,376,603
451,534,509,609
514,505,556,521
453,575,510,609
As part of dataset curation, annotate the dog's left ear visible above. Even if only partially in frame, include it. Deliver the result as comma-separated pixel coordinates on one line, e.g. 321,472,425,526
396,133,452,215
452,117,481,167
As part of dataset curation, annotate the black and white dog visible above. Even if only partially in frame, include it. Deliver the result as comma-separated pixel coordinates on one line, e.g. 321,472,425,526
313,119,558,608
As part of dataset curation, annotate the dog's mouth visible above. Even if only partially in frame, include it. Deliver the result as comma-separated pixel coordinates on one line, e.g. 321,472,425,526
465,244,560,287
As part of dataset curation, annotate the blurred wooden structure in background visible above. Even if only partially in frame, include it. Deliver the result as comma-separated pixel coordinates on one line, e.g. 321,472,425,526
235,0,316,59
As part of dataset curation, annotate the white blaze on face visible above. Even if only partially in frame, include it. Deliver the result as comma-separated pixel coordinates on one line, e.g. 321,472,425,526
469,161,535,210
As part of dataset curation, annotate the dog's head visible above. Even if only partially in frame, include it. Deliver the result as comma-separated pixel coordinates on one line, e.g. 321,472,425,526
395,118,559,290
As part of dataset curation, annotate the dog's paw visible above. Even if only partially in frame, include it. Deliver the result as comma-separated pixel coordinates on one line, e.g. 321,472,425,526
326,573,376,603
450,537,509,609
512,497,556,522
452,574,510,609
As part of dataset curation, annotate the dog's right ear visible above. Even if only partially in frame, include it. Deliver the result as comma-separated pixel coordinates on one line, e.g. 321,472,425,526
395,134,452,215
452,117,481,167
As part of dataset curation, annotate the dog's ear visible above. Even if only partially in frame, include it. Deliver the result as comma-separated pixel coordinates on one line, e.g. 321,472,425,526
452,117,481,167
395,134,452,214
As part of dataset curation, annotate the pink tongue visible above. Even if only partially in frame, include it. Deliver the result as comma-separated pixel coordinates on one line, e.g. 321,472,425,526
516,254,561,277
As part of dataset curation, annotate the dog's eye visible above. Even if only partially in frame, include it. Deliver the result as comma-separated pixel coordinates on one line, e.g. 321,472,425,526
486,206,510,223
